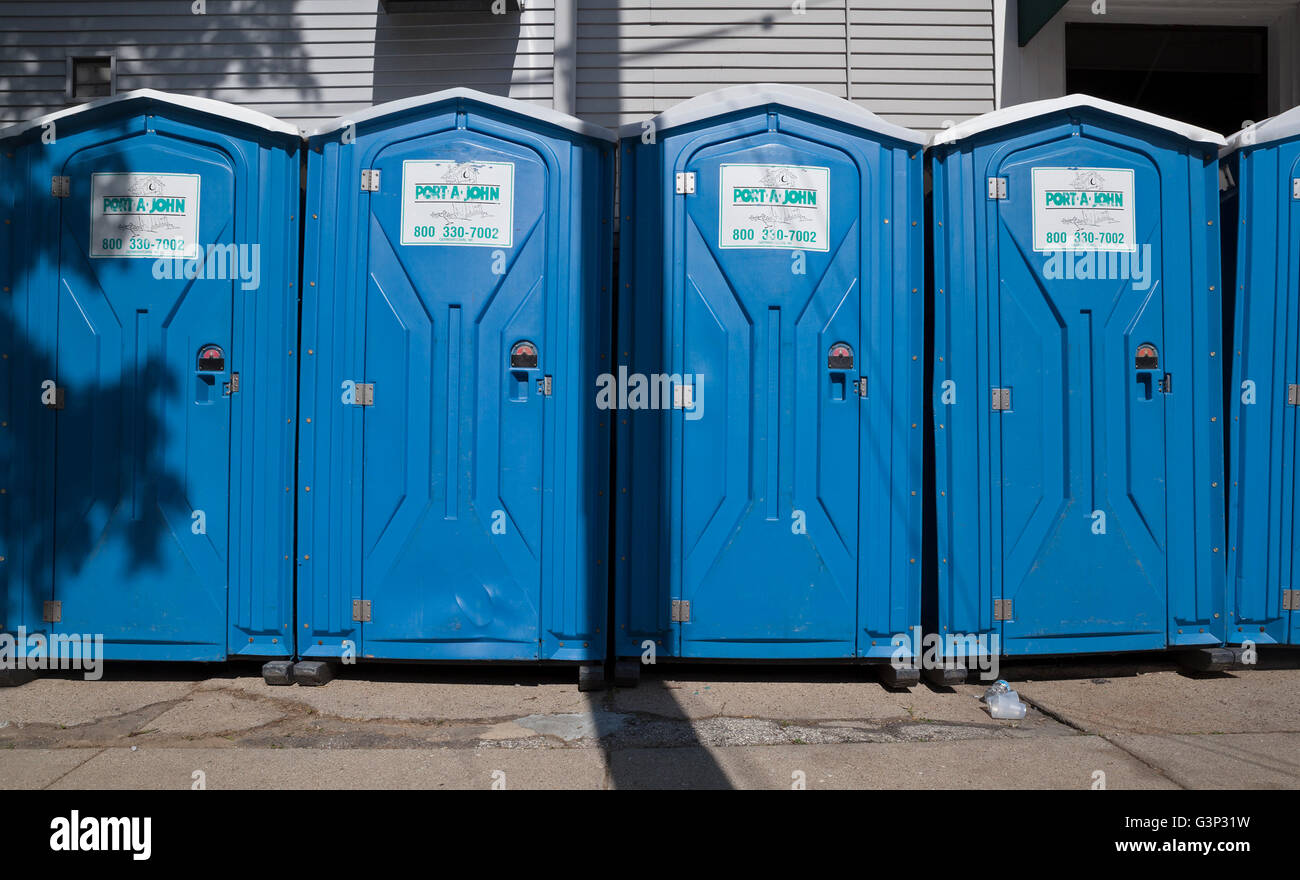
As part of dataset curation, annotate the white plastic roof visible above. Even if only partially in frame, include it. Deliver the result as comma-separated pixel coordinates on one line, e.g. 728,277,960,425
928,94,1226,149
307,88,616,143
0,88,299,141
1224,105,1300,153
618,83,927,146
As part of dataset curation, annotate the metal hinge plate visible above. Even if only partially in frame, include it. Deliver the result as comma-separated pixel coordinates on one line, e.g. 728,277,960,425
1159,373,1173,394
354,382,374,406
672,383,693,409
993,599,1013,621
1289,384,1299,406
857,376,868,398
361,169,380,192
991,387,1011,411
224,372,240,396
988,177,1007,199
1292,178,1300,200
675,172,696,195
537,375,552,397
51,176,70,198
43,600,62,623
1283,589,1299,611
670,599,691,623
352,599,372,622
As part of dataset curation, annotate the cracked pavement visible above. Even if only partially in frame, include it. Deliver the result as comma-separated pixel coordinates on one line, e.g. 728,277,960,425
1,654,1298,789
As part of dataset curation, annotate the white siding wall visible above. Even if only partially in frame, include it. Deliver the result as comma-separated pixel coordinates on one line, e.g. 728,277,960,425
0,0,996,134
577,0,995,133
0,0,556,128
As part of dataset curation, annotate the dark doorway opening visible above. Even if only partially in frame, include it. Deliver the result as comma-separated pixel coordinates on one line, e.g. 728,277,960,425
1066,23,1267,136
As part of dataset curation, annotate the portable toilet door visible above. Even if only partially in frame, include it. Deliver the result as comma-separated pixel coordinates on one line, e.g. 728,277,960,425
299,90,614,688
0,91,300,666
613,85,926,684
1224,109,1300,648
930,96,1233,670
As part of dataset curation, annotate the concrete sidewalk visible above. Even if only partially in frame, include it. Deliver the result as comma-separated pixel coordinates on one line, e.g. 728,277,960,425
2,657,1298,789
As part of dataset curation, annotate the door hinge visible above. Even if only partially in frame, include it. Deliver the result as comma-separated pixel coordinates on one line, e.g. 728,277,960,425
51,176,70,198
670,599,691,623
1283,589,1299,611
223,372,240,396
537,375,553,396
361,169,380,192
991,387,1011,411
1288,384,1299,406
43,600,62,623
352,382,374,406
675,172,696,195
672,383,694,409
856,376,868,398
1292,178,1300,200
1158,373,1173,394
987,177,1007,200
993,599,1013,621
352,599,372,622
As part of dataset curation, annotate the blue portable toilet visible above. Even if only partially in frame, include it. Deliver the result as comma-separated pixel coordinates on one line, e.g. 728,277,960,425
1223,108,1300,648
612,84,926,686
0,91,300,673
298,90,614,688
930,96,1233,673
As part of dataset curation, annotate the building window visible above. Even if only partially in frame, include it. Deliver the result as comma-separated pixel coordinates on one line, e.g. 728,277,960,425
66,55,116,100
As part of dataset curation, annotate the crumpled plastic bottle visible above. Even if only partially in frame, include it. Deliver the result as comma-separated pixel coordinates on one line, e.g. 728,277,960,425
982,680,1027,719
982,679,1011,701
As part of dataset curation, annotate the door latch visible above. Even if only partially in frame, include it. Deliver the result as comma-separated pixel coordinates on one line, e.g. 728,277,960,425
223,372,240,396
855,376,868,398
1158,373,1173,394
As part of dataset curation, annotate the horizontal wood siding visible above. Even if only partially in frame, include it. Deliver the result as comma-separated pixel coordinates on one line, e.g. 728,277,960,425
0,0,996,134
577,0,995,133
0,0,555,128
